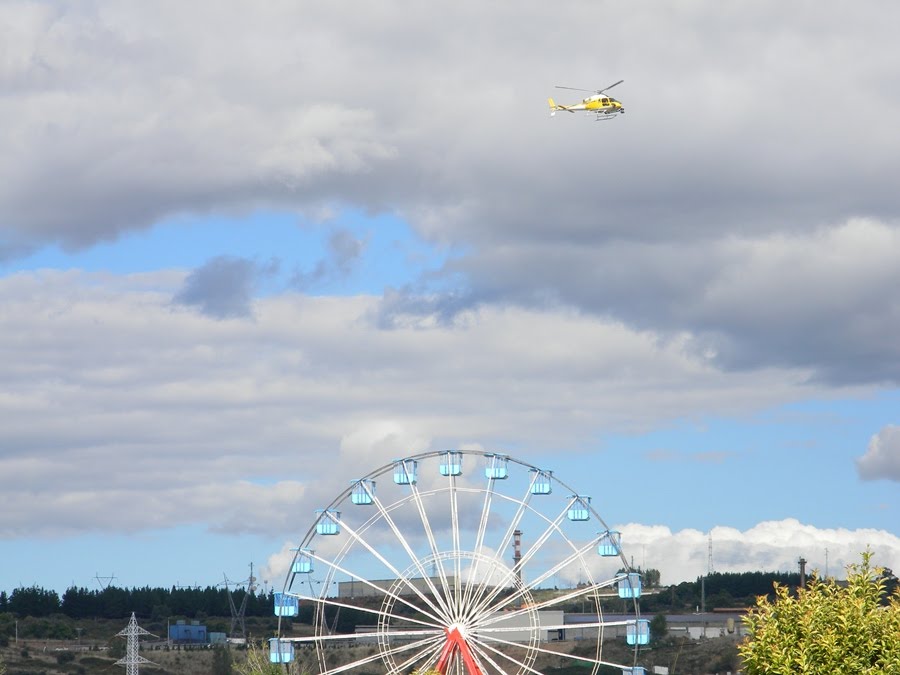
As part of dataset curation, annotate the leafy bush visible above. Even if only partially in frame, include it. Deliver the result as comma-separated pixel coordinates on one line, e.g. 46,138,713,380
55,652,76,665
739,550,900,674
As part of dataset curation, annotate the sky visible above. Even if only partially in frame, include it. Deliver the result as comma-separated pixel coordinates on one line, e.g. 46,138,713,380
2,1,899,597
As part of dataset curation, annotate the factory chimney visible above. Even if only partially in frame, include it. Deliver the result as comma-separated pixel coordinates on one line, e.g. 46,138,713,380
513,529,522,585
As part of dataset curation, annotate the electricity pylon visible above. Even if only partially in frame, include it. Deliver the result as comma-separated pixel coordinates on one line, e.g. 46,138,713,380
115,613,158,675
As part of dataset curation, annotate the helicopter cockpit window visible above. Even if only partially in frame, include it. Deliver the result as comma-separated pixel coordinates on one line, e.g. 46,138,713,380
602,97,610,105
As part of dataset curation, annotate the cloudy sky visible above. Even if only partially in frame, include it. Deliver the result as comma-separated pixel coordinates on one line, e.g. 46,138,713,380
2,1,899,595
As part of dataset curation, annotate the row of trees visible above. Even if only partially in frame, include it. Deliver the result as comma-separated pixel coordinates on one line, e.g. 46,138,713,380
0,585,274,620
0,570,802,621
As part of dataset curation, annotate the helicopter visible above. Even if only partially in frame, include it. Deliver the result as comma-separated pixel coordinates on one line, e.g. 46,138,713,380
548,79,625,120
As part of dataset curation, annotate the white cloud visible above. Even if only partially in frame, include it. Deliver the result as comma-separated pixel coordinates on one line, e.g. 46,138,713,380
4,1,900,253
0,270,839,538
611,519,900,585
265,518,900,592
857,425,900,481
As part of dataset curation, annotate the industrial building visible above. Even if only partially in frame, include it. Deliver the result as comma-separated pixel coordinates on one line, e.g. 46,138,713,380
564,611,747,641
168,620,208,644
338,575,468,599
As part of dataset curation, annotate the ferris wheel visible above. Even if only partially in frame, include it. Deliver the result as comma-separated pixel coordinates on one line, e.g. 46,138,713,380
270,450,648,675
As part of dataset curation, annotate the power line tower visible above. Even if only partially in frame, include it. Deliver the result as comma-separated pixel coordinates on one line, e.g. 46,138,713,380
96,573,118,590
221,562,257,640
115,612,157,675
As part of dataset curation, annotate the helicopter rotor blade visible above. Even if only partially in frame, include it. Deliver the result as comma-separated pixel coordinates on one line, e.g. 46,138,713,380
555,85,595,93
597,79,624,94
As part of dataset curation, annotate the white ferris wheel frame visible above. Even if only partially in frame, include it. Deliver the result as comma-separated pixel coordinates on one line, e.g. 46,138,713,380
273,449,645,675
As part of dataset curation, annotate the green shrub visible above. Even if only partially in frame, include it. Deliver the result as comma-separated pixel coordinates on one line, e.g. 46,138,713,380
739,550,900,674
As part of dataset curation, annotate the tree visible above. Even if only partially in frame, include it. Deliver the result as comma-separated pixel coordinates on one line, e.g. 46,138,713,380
649,612,668,645
8,586,60,617
212,645,233,675
739,550,900,674
234,640,296,675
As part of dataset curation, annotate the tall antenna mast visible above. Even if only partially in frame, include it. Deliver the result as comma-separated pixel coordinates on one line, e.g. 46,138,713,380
115,613,157,675
707,533,715,575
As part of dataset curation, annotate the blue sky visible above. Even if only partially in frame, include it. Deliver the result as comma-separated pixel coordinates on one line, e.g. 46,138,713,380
5,209,451,296
2,1,899,597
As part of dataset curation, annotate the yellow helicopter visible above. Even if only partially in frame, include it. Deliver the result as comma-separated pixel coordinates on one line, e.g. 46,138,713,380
548,80,625,120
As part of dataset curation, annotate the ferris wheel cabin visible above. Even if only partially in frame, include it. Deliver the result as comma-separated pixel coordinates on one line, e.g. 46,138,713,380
269,638,294,663
567,495,592,521
315,509,341,535
618,572,643,599
626,619,651,646
439,450,463,476
598,530,622,557
291,548,313,575
484,453,509,479
393,459,418,484
351,479,375,505
273,592,299,617
530,468,553,494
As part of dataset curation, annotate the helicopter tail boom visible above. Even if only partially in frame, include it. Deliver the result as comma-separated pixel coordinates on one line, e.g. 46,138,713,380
548,98,575,116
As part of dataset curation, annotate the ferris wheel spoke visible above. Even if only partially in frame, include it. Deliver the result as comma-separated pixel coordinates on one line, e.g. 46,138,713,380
463,471,538,614
302,549,448,627
335,517,453,622
318,634,443,675
449,473,462,621
364,484,455,620
463,636,508,675
408,481,456,617
459,475,497,614
473,537,615,621
387,634,448,675
467,635,545,675
464,499,571,621
473,632,628,671
475,617,632,637
286,591,444,631
474,576,622,630
287,628,442,644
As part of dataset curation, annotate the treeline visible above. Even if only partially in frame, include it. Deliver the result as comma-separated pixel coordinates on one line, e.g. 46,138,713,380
0,570,811,621
640,570,803,612
0,585,275,620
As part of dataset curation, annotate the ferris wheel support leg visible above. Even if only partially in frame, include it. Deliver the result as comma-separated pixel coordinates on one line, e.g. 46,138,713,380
435,627,483,675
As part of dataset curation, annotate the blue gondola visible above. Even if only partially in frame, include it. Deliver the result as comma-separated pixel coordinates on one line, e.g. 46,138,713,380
621,668,646,675
291,548,313,575
530,469,552,495
269,638,294,663
618,572,642,599
567,495,591,521
315,509,340,535
626,619,650,646
439,451,463,476
484,454,509,480
393,459,417,485
598,530,621,557
351,479,375,505
273,592,299,617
